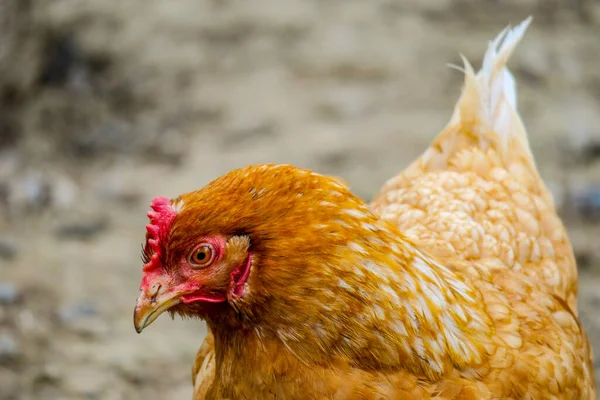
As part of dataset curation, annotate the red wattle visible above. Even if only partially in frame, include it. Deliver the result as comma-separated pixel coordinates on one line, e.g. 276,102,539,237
181,292,227,304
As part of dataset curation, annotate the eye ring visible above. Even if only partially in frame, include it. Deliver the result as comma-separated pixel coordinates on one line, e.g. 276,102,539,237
189,244,215,268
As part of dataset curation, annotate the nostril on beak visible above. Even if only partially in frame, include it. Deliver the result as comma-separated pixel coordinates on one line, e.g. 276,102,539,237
149,282,161,295
148,282,162,303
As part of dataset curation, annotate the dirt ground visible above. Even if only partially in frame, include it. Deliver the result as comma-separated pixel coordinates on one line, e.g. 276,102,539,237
1,1,600,399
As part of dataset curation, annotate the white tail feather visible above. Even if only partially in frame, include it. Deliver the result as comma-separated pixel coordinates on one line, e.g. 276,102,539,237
450,17,533,158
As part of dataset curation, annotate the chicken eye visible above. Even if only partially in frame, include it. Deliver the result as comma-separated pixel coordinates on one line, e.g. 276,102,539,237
189,245,215,267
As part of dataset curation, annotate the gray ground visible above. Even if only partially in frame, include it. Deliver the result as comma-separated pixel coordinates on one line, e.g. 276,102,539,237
1,1,600,399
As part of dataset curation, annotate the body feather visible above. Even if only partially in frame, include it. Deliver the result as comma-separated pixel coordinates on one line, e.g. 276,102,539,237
373,17,579,311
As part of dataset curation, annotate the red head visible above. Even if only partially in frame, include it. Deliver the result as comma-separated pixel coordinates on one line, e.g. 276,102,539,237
133,163,381,333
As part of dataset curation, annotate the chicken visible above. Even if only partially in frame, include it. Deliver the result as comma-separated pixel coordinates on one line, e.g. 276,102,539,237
133,18,596,399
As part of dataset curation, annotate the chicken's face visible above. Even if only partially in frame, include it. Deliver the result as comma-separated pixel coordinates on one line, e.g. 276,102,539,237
133,163,371,333
133,196,254,333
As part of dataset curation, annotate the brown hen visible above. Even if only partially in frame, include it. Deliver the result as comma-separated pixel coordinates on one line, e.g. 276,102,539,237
134,18,596,399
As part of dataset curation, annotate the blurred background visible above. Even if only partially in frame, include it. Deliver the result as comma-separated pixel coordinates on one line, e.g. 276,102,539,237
1,0,599,399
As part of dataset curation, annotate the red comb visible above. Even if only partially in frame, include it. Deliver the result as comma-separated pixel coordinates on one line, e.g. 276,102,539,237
143,196,178,274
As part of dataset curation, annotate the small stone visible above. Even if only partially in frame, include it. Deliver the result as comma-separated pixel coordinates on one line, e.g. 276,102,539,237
58,302,108,337
58,301,100,324
0,334,21,365
50,175,78,210
573,186,600,218
0,283,20,304
65,317,110,338
0,236,19,260
35,363,63,385
18,309,38,332
221,117,275,147
73,120,134,157
55,217,108,240
15,308,50,336
39,34,81,87
8,174,51,212
95,172,141,205
560,97,600,165
154,127,186,165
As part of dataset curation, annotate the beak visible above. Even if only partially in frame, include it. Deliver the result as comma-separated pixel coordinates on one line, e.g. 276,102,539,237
133,290,181,333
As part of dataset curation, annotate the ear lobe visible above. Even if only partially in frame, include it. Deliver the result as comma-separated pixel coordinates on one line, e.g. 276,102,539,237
223,235,251,266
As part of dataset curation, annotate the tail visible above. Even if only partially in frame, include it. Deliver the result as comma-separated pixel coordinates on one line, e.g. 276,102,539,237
424,17,536,172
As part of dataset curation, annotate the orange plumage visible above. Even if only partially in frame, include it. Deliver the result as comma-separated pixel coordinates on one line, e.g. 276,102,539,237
134,18,596,399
